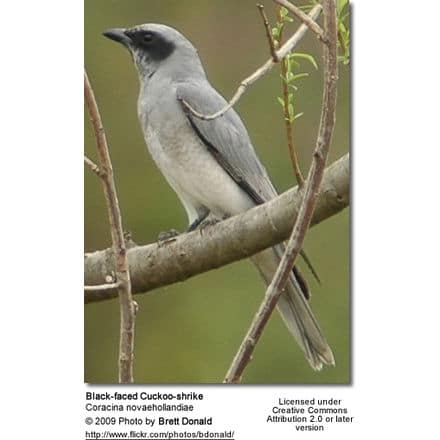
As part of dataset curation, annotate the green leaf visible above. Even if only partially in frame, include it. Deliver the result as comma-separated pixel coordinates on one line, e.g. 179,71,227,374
341,12,350,22
338,54,350,66
337,0,349,15
293,112,304,120
286,56,300,70
299,0,318,12
292,72,309,81
288,103,294,117
291,52,318,70
280,74,289,85
277,97,285,107
338,21,349,37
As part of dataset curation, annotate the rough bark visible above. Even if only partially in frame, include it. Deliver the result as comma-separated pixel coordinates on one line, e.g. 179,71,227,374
85,153,348,304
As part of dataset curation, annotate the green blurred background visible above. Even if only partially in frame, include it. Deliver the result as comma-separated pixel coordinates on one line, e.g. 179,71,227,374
85,0,350,383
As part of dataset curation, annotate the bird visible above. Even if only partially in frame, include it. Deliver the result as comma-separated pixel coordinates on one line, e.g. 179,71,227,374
103,23,334,370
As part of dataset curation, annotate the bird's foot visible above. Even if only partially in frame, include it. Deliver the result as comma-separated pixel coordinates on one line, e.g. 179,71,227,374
187,209,210,232
198,217,222,235
157,229,180,246
123,230,137,249
200,217,221,228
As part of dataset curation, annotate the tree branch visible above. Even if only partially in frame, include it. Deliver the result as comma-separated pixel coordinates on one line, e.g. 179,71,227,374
257,3,279,62
179,4,322,121
84,71,136,383
276,8,305,186
84,155,105,178
85,282,120,292
274,0,326,41
224,0,338,383
85,153,348,304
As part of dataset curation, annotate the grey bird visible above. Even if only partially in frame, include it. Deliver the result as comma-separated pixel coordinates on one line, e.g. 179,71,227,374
103,23,334,370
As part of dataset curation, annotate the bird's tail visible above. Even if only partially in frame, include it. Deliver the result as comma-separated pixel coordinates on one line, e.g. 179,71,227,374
251,246,335,370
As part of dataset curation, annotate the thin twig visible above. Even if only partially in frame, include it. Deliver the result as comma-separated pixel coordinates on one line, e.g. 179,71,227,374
277,8,305,186
257,3,279,62
299,249,321,284
84,155,105,178
224,0,338,383
84,70,136,384
85,282,121,291
274,0,326,42
179,4,322,121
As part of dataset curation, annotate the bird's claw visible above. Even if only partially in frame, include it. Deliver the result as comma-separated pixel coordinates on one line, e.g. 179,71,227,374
157,229,180,246
198,217,221,235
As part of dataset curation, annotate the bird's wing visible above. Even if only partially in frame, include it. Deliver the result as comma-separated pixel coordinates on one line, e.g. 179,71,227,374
176,82,278,204
177,82,318,294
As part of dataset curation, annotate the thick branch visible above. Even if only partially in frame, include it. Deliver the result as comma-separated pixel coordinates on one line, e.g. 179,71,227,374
85,154,348,304
224,0,338,383
84,71,135,384
180,4,322,121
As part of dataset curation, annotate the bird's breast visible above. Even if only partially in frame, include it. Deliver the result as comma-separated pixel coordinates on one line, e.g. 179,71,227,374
137,84,255,218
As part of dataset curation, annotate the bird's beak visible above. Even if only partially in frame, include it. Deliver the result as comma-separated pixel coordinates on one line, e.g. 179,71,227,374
102,28,132,47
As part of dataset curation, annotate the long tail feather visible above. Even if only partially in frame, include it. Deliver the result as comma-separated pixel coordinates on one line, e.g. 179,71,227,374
251,246,335,370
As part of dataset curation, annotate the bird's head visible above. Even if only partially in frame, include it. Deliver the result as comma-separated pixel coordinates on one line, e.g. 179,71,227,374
103,23,205,80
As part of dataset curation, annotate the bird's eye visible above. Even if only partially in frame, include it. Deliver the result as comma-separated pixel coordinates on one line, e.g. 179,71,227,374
142,32,154,43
